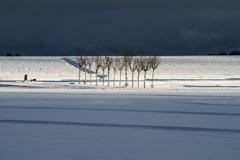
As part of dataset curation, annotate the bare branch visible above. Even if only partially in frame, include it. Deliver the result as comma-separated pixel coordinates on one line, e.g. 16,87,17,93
150,56,161,70
95,55,102,85
136,56,144,88
129,57,138,73
105,56,113,86
141,56,152,88
100,58,107,85
112,57,119,87
87,56,94,85
141,56,152,72
117,57,124,71
149,56,161,88
113,57,119,73
117,57,124,87
76,54,85,84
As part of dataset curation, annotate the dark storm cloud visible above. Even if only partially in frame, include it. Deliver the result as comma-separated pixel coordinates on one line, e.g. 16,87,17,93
0,0,240,55
1,0,240,14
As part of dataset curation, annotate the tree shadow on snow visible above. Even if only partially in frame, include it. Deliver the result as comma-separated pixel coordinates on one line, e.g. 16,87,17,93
61,58,105,78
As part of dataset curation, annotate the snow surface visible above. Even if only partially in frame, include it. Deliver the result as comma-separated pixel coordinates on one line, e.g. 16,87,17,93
0,56,240,160
1,56,240,91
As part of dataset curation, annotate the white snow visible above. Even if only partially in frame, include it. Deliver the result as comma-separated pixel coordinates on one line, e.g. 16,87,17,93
1,56,240,91
0,56,240,160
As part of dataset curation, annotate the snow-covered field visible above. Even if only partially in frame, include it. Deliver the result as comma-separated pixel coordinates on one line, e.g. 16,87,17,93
1,56,240,91
0,56,240,160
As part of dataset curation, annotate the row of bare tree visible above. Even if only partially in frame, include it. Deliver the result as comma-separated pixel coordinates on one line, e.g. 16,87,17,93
76,55,160,88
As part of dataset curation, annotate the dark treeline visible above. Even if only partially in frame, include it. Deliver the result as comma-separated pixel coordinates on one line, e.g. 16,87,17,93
75,48,158,56
208,51,240,56
1,47,160,56
6,52,20,56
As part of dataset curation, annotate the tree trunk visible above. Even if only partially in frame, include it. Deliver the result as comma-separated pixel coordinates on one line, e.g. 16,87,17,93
108,69,110,86
79,68,81,84
84,67,87,84
125,68,128,87
114,71,116,87
119,71,122,87
103,70,105,86
90,68,92,85
132,72,134,88
144,71,146,88
151,69,154,88
138,72,140,88
96,71,98,85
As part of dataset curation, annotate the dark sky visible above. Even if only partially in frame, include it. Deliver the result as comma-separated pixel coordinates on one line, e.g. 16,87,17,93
1,0,240,55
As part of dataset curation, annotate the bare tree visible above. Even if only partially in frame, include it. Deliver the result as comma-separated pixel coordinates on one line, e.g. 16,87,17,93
112,57,119,87
123,56,129,87
100,58,107,86
150,56,161,88
123,49,134,87
136,56,143,88
141,56,152,88
76,55,85,84
129,57,138,88
87,56,94,85
95,55,102,86
80,56,88,84
117,57,124,87
105,56,113,86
